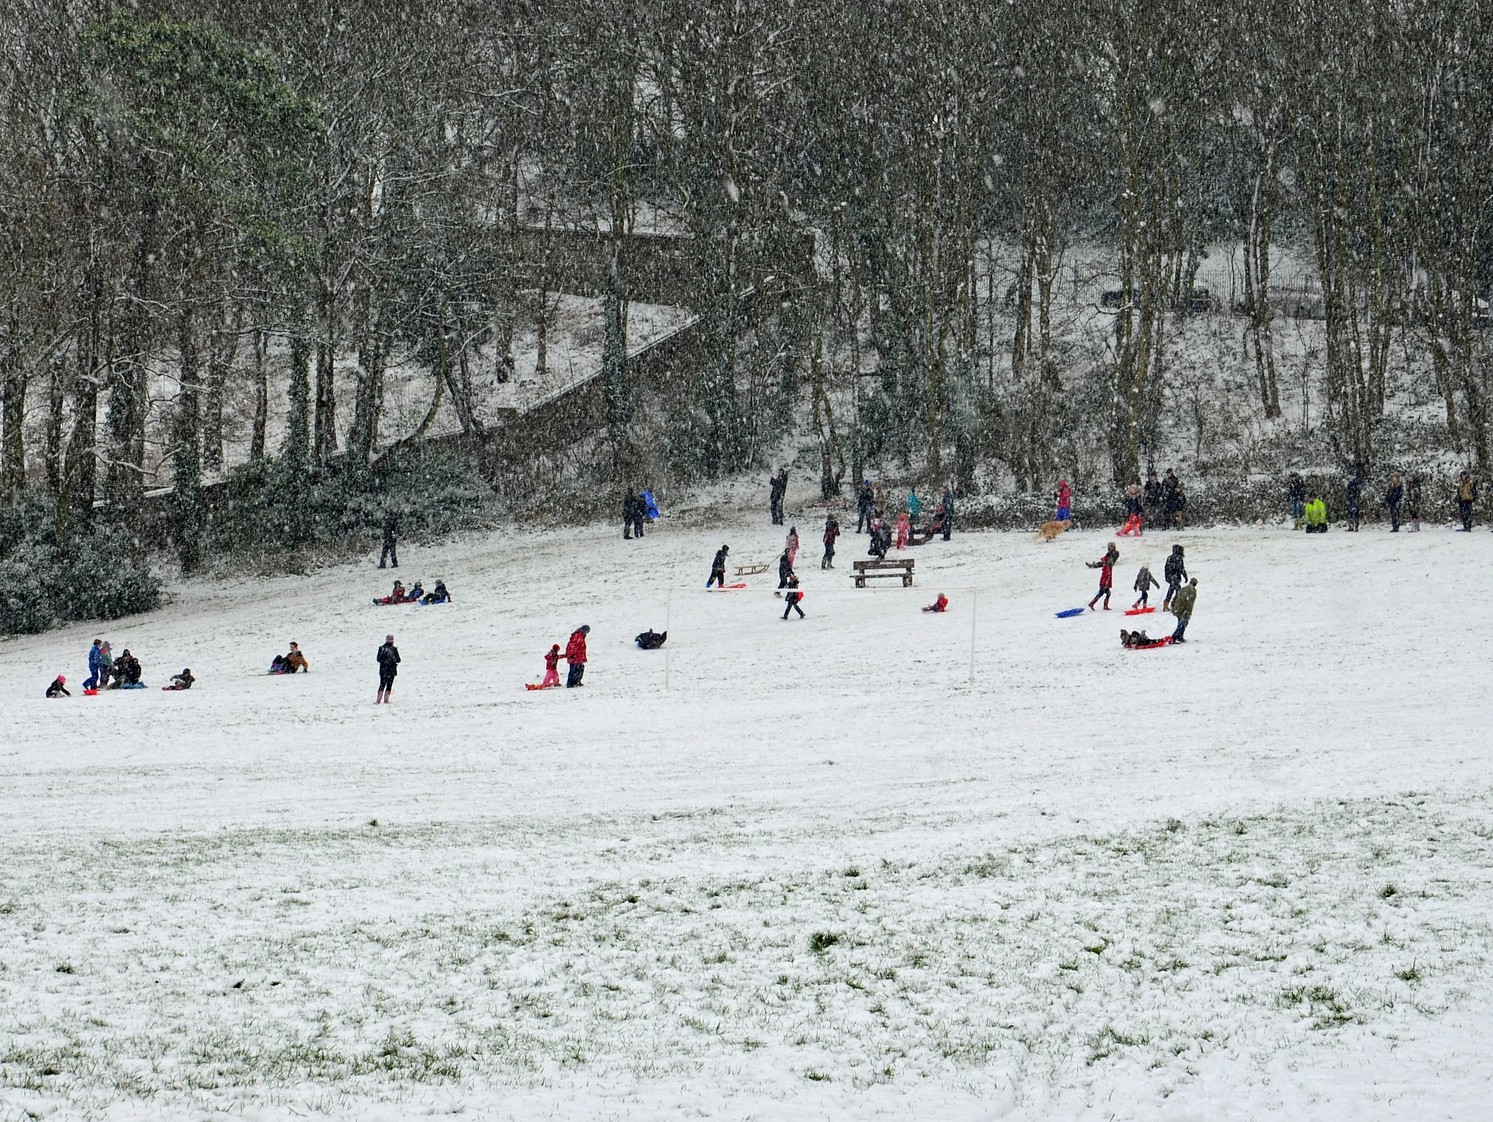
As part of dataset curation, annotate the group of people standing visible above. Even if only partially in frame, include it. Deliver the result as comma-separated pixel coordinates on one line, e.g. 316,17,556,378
1289,468,1481,532
855,479,955,558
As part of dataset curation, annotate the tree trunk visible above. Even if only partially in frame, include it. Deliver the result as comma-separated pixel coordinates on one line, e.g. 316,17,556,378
172,305,203,572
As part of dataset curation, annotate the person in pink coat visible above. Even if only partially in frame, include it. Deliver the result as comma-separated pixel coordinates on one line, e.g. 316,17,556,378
895,511,911,550
1056,479,1073,521
785,526,800,569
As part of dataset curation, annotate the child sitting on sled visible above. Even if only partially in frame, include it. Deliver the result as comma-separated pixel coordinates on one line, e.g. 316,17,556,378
376,580,406,605
421,580,450,604
166,668,195,691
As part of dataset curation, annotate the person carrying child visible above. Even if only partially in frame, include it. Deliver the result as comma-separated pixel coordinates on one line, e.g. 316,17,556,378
1132,562,1159,609
1087,542,1119,611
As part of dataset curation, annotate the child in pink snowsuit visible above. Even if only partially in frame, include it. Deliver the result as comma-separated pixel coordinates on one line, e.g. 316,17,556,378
895,511,910,550
541,644,562,688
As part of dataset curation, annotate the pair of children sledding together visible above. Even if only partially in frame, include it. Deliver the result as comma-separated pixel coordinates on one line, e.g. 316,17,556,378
374,579,450,605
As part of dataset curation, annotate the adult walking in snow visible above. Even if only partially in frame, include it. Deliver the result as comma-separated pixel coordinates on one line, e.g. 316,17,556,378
379,513,399,569
1407,473,1423,531
1087,542,1119,611
1170,578,1198,643
1160,469,1180,529
1162,545,1187,610
769,468,788,526
376,634,400,703
565,625,590,688
707,544,730,589
822,515,840,569
1456,471,1478,531
785,525,800,569
1384,473,1404,532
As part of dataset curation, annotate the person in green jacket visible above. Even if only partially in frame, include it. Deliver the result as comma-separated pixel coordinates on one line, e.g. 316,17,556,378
1170,578,1198,643
1304,494,1328,533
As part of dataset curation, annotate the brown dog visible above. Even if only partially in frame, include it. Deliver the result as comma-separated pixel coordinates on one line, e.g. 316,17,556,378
1037,519,1071,542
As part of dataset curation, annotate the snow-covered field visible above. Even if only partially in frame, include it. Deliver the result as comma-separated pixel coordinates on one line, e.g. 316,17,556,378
3,511,1492,1121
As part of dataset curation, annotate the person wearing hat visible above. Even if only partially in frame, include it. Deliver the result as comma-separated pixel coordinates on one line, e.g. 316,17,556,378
46,674,70,698
166,668,195,691
376,634,400,703
565,625,590,688
707,544,729,589
541,643,563,688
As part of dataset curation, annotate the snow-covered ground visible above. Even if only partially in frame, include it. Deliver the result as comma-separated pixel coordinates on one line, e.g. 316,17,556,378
3,511,1492,1121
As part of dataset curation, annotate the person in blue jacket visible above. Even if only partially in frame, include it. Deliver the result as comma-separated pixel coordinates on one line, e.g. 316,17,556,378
85,639,105,690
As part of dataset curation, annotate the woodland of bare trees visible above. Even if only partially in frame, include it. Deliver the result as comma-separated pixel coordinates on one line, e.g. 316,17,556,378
3,0,1493,579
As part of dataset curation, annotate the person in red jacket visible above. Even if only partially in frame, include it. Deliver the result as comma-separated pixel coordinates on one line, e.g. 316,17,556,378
1087,542,1119,610
922,593,949,613
565,625,590,688
541,644,562,689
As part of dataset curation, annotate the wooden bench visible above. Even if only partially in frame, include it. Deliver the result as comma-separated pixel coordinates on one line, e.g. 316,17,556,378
852,558,914,588
735,562,770,577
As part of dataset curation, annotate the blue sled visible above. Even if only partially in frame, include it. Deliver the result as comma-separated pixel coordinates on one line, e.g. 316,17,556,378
1054,607,1086,618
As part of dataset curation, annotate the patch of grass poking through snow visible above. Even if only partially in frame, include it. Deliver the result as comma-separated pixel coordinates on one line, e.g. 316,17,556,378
809,930,842,954
1396,962,1423,983
1279,984,1360,1029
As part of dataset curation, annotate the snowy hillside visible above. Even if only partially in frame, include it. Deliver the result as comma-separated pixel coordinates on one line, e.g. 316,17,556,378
2,512,1492,1121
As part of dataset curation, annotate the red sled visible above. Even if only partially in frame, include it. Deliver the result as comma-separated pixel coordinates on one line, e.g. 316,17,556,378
525,682,557,691
710,583,748,591
1126,636,1172,650
1124,606,1156,616
83,688,100,696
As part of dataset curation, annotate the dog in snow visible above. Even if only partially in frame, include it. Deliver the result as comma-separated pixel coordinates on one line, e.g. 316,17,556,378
1037,519,1071,542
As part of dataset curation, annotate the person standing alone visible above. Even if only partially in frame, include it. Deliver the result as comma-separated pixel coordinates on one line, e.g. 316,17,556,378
822,514,840,569
379,513,399,568
769,468,788,525
376,634,400,703
1384,473,1404,532
565,625,590,687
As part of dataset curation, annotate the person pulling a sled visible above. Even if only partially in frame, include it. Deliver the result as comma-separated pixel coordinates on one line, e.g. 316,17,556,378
1087,542,1119,611
376,634,400,703
565,625,590,687
1170,578,1198,644
707,544,730,589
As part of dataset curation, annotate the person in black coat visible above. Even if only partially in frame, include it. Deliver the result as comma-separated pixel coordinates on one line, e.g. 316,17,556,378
707,544,729,589
1384,473,1404,532
376,634,400,704
1160,469,1180,529
776,550,794,594
46,675,70,698
769,468,788,525
379,513,399,568
1288,471,1307,529
856,479,875,533
1143,470,1163,524
781,574,804,619
1162,545,1187,610
622,491,646,539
